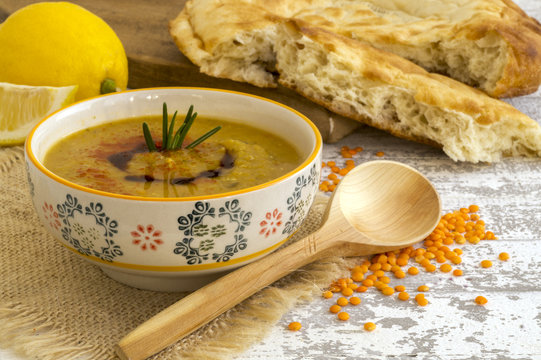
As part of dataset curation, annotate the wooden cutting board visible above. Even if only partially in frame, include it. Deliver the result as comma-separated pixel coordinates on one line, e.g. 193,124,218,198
0,0,361,142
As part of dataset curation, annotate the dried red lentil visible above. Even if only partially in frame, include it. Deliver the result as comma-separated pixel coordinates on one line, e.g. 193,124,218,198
341,287,354,297
364,322,376,331
381,287,395,296
452,269,463,276
440,264,452,273
322,290,333,299
329,305,341,313
337,297,349,306
288,321,302,331
481,260,493,268
397,292,410,301
416,294,429,306
475,296,488,305
350,296,362,305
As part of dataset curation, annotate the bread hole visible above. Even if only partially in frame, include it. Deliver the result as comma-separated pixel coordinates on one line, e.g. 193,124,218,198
389,112,400,124
381,100,399,123
263,59,277,72
382,99,396,113
233,40,242,46
295,42,305,50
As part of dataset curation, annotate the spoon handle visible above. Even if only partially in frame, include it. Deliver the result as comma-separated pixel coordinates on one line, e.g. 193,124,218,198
116,232,321,360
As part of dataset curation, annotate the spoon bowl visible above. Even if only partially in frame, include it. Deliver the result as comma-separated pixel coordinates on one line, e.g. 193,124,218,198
329,160,441,248
116,160,441,360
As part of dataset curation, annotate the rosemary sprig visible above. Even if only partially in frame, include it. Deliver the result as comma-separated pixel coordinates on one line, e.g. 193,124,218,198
165,110,178,150
162,102,168,150
142,122,157,151
186,126,222,149
142,103,221,152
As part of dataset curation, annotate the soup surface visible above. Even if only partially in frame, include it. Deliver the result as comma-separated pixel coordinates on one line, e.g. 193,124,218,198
43,115,302,198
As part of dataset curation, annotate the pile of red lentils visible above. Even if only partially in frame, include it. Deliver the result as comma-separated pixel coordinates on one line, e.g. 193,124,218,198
288,204,508,332
287,148,508,332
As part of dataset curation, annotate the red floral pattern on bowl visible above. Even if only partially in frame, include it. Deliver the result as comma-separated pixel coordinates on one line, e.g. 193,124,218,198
259,209,283,238
42,201,61,230
131,225,163,251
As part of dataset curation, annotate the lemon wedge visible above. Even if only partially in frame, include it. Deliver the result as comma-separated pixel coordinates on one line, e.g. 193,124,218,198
0,82,77,146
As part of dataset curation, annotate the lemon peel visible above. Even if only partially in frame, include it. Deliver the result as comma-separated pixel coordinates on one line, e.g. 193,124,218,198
0,2,127,101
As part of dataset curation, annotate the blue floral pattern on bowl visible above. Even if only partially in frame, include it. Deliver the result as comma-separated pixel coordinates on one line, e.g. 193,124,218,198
174,200,252,265
56,194,123,262
283,164,318,234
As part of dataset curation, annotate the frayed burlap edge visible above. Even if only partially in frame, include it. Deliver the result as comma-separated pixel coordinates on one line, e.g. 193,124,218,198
0,147,354,360
0,302,111,360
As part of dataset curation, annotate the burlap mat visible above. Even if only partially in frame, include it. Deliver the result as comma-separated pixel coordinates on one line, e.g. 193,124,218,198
0,147,350,360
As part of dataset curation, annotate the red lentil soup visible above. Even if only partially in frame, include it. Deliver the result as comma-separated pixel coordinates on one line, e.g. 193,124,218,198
43,115,301,198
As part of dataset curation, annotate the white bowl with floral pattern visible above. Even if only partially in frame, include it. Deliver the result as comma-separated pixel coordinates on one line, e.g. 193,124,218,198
25,88,322,292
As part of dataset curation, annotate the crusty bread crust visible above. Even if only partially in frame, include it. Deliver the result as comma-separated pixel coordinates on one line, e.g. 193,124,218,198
292,0,541,98
275,20,541,162
169,0,281,88
170,0,541,98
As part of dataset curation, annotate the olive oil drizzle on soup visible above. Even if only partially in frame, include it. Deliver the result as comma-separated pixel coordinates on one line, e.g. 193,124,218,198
44,115,302,198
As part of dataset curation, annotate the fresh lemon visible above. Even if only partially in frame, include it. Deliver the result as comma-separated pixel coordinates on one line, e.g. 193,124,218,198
0,82,77,146
0,2,128,101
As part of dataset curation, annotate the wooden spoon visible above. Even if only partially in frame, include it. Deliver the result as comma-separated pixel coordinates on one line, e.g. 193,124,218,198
116,160,441,360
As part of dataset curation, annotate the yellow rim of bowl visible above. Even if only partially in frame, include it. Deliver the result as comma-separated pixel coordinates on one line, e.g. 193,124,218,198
59,231,294,272
26,87,323,202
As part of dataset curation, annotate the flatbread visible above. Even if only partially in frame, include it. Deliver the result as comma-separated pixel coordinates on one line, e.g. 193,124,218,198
169,0,541,162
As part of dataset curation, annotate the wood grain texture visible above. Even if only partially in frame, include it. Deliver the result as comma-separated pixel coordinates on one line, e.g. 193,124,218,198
0,0,361,143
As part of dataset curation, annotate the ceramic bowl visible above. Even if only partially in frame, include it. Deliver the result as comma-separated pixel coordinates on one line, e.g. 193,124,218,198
25,88,322,292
